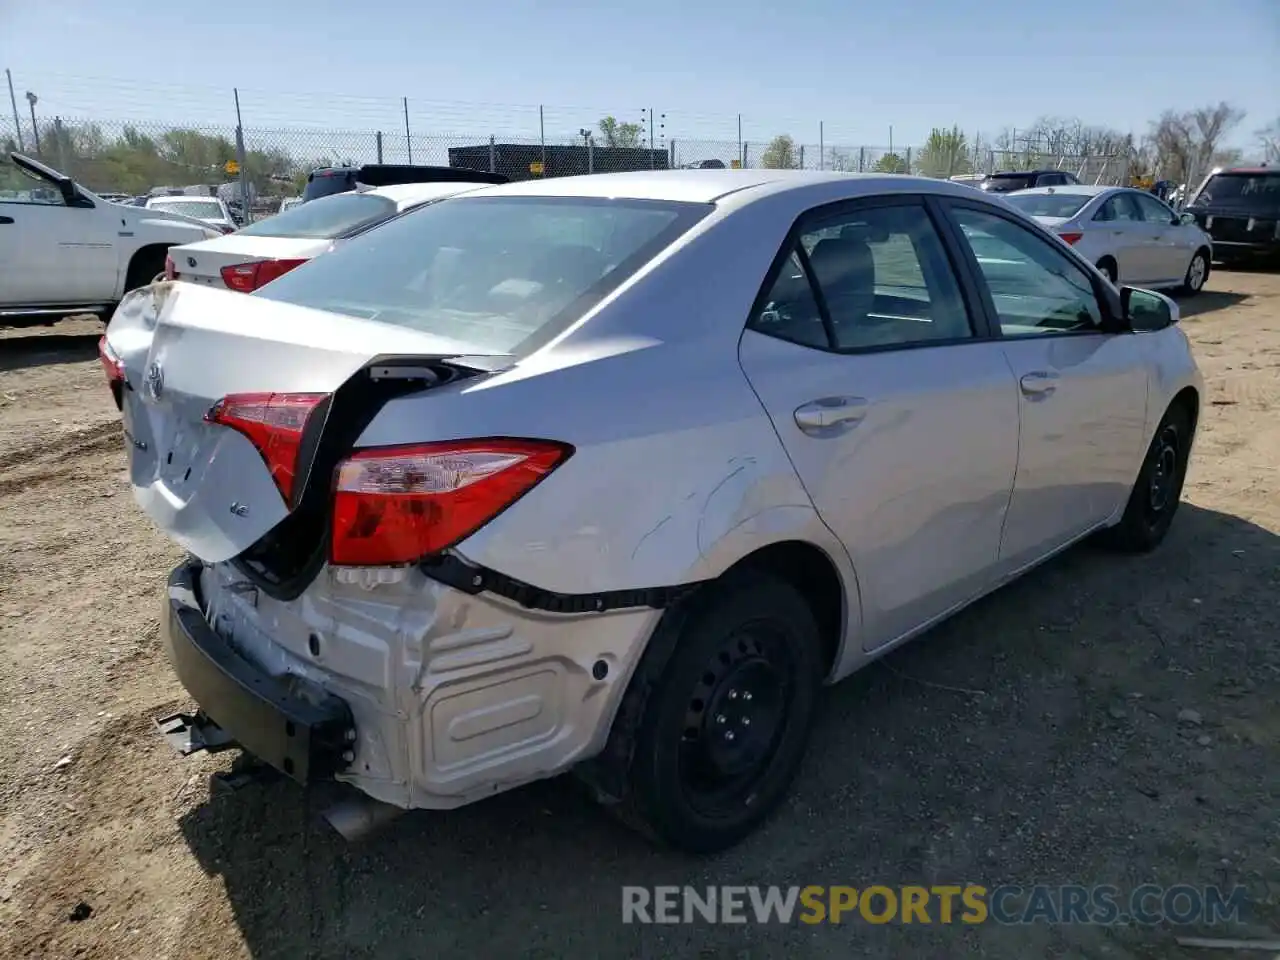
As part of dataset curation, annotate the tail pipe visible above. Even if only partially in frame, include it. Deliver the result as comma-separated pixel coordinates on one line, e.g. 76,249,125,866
322,796,406,842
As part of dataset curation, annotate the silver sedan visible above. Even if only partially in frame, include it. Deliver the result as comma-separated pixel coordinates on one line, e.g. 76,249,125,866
1004,184,1213,292
103,169,1203,853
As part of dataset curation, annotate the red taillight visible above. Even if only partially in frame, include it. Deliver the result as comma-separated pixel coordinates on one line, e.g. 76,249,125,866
163,254,177,280
330,439,570,567
205,392,327,503
1058,232,1084,245
219,258,308,293
98,336,125,384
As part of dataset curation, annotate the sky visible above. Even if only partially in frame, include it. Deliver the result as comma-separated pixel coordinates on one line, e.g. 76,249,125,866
1,0,1278,154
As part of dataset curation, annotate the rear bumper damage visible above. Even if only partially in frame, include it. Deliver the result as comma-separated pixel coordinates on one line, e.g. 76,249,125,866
161,558,355,783
158,555,662,812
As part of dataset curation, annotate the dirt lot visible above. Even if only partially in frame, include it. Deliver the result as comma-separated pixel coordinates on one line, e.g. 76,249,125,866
1,276,1278,960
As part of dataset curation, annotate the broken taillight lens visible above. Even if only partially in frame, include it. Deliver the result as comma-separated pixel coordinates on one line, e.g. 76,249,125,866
205,392,327,503
330,439,571,567
1058,232,1084,246
219,258,308,293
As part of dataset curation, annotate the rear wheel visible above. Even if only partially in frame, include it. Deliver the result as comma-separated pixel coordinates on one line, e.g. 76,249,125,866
618,571,823,853
1100,403,1193,553
1096,257,1118,284
1181,249,1209,295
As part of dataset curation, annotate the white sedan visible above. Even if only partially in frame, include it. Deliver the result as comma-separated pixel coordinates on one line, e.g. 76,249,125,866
144,195,237,235
104,170,1202,853
163,181,491,292
1003,185,1213,292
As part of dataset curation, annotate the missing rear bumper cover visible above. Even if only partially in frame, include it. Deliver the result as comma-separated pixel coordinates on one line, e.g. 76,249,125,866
420,553,703,614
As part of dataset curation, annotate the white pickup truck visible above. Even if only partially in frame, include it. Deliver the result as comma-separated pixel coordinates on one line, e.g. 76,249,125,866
1,153,221,324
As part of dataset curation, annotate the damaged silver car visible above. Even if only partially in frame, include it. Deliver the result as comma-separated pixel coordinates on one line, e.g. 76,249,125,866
101,169,1203,853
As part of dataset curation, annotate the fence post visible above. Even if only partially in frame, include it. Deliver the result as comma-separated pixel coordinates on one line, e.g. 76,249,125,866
489,135,496,174
403,97,412,163
54,116,69,176
539,105,546,170
587,136,594,174
905,147,912,174
669,139,675,169
737,114,742,169
5,69,23,152
742,141,749,168
858,146,864,172
799,145,805,170
376,131,383,164
819,122,824,171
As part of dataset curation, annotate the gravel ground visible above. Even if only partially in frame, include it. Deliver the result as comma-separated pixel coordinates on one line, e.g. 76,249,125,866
0,277,1277,960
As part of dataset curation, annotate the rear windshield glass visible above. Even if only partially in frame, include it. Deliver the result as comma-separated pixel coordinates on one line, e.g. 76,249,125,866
255,196,711,357
1190,173,1280,212
982,175,1036,193
149,200,224,219
236,192,397,239
1004,193,1090,218
303,170,358,202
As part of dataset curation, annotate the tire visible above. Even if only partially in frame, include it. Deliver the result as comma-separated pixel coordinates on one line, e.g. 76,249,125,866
123,247,168,295
617,570,824,853
1181,249,1210,295
1100,403,1193,553
1096,258,1118,284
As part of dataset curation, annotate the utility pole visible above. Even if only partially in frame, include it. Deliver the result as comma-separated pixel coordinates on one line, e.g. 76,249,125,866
25,90,40,155
5,70,23,152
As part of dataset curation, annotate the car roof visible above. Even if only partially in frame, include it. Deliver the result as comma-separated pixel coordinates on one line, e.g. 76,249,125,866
452,169,981,205
363,181,493,206
146,195,221,203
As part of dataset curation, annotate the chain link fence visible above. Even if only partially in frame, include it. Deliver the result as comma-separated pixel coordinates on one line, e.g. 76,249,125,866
1,113,1132,223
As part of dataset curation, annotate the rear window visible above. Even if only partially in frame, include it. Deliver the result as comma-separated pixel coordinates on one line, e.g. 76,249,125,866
1190,173,1280,213
236,192,397,239
149,199,224,219
982,175,1036,193
255,196,711,357
1004,193,1091,218
303,169,358,202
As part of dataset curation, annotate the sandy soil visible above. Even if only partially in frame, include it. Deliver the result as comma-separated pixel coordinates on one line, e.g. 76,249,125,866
0,278,1277,959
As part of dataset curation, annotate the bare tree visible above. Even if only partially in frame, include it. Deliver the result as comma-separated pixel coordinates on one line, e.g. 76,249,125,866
1258,118,1280,163
1151,102,1245,183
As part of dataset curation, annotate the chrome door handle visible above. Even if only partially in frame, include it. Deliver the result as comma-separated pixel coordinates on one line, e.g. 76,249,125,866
1019,371,1059,396
794,397,868,434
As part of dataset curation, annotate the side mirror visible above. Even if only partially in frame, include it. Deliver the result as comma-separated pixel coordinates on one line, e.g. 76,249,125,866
1178,211,1197,226
1121,286,1178,332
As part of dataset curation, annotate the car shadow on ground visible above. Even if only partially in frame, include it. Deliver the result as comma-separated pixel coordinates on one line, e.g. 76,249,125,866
1172,290,1249,320
177,503,1280,960
0,330,100,372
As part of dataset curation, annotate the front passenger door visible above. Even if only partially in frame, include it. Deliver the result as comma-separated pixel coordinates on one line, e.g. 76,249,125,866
945,204,1149,573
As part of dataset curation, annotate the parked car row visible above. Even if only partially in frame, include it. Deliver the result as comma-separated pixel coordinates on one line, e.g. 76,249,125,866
97,163,1207,854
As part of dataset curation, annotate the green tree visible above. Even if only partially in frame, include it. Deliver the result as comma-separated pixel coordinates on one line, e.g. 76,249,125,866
873,152,908,174
761,134,799,169
598,116,643,148
916,126,971,178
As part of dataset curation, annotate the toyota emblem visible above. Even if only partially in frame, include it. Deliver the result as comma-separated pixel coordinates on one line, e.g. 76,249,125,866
143,362,164,401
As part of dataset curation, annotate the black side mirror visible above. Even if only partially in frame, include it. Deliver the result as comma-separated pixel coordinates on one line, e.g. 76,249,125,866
1121,285,1177,332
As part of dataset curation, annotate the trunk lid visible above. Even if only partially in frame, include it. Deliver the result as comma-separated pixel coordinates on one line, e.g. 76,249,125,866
168,235,336,287
106,282,510,564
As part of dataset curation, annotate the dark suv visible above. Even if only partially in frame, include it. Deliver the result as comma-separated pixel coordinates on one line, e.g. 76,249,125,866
979,169,1080,193
1185,166,1280,265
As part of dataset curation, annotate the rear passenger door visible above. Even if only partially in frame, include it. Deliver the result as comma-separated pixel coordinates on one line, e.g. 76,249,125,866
1094,192,1157,282
737,197,1021,651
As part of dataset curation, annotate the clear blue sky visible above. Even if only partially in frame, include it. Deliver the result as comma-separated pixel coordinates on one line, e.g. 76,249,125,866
2,0,1277,150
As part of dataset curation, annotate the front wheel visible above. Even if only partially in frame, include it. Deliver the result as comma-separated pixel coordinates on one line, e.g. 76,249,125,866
1181,250,1209,295
1100,404,1193,553
620,571,824,853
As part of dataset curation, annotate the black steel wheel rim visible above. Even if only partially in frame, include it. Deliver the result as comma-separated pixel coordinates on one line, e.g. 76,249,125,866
677,622,794,818
1147,423,1181,517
